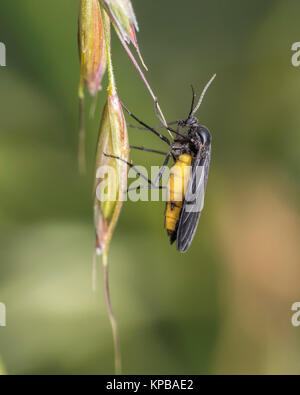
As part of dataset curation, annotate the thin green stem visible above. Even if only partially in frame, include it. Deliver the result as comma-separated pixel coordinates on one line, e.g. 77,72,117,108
89,93,98,120
78,97,86,174
103,253,122,375
92,250,98,293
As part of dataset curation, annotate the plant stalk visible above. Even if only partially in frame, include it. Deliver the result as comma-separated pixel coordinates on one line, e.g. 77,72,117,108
78,97,86,174
103,253,122,375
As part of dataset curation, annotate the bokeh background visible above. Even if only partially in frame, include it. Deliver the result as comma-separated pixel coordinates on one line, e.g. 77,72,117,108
0,0,300,375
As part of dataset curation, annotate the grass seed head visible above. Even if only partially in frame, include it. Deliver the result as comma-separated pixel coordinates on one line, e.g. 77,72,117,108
103,0,147,68
78,0,110,97
94,90,129,255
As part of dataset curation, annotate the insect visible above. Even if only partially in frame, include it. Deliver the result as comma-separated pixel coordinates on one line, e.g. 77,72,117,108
105,74,215,252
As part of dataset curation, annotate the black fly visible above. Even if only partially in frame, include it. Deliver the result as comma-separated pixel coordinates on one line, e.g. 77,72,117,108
105,74,216,252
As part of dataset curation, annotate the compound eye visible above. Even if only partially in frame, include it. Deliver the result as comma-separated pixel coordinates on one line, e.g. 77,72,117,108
197,126,211,145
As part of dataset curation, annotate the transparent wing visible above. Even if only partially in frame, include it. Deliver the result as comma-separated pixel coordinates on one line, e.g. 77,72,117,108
176,147,211,252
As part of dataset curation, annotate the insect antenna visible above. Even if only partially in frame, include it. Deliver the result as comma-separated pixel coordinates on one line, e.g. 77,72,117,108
191,74,216,117
188,85,196,119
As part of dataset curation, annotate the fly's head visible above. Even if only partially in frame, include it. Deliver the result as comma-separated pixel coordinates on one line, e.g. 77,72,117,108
186,117,199,131
185,116,198,127
177,116,198,129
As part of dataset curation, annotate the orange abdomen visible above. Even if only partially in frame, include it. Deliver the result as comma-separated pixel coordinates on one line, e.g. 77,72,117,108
165,154,192,232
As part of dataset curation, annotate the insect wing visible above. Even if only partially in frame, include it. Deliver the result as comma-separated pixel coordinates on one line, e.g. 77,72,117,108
176,147,211,252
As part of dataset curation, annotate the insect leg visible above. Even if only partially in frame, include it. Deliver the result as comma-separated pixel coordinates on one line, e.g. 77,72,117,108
104,153,155,187
127,152,171,193
104,151,172,193
127,185,166,193
153,100,187,139
154,152,172,186
128,121,179,131
121,102,171,146
130,146,168,155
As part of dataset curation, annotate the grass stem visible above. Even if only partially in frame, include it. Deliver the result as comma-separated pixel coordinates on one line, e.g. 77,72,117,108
78,97,86,174
102,253,122,375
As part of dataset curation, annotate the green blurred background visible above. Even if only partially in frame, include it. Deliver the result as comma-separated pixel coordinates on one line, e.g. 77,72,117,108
0,0,300,374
